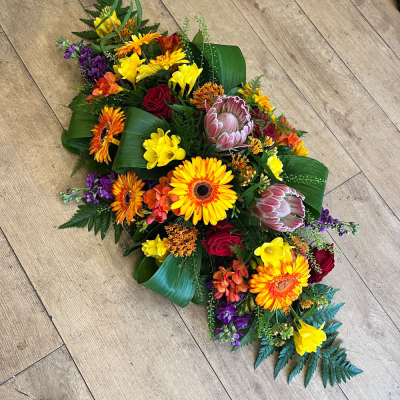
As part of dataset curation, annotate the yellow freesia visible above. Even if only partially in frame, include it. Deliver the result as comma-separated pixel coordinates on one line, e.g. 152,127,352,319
254,237,293,268
136,63,163,82
267,154,283,180
292,140,309,157
293,320,327,355
113,53,145,86
94,11,121,38
142,235,170,265
142,129,185,169
169,63,203,96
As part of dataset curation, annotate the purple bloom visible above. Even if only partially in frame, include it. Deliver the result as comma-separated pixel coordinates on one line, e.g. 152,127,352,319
84,171,116,204
234,314,251,330
231,332,243,347
64,44,76,59
77,47,108,82
216,302,237,325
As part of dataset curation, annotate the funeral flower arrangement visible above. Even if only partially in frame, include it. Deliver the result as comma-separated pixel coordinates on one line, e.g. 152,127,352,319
58,0,362,387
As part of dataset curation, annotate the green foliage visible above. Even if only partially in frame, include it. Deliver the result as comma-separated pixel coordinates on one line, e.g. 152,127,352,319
255,339,276,369
70,156,86,177
72,30,99,39
274,339,296,379
305,348,320,387
288,353,310,383
59,200,113,240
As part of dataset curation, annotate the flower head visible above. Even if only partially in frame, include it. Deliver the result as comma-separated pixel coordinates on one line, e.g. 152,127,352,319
267,153,283,180
165,224,198,257
157,33,182,53
252,184,305,232
292,140,309,157
143,129,186,169
111,171,145,225
254,88,272,113
254,237,293,268
142,234,170,264
251,108,276,140
249,255,310,310
249,137,262,154
169,63,203,96
190,82,224,110
113,53,146,86
115,32,162,57
90,106,125,164
293,320,326,355
84,171,116,204
94,9,121,38
151,49,189,70
169,157,237,225
204,96,253,152
216,302,237,324
86,72,122,103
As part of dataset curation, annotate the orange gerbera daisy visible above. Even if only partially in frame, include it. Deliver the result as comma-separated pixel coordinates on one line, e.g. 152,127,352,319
169,157,237,225
249,255,310,311
111,172,145,225
90,106,125,164
115,32,161,57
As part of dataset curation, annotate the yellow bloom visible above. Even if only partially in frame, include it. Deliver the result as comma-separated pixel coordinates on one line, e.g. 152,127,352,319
267,154,283,180
136,63,163,82
254,237,293,268
115,32,161,57
169,63,203,96
94,10,121,38
294,320,327,355
143,129,185,169
142,235,170,264
150,49,189,70
237,82,253,102
113,53,145,86
249,255,310,310
292,140,309,157
254,88,273,113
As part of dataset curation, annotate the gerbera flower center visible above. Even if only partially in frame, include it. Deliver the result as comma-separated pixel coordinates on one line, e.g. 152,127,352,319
100,126,109,142
276,277,293,292
194,181,212,200
124,191,132,206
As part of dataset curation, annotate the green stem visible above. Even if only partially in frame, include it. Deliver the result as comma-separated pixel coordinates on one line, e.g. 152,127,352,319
290,306,301,321
111,17,125,44
301,303,316,319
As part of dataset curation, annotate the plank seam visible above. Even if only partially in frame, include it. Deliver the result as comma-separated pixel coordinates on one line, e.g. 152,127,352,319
291,0,400,132
0,226,96,399
325,171,363,196
229,0,400,224
0,345,64,386
348,0,400,62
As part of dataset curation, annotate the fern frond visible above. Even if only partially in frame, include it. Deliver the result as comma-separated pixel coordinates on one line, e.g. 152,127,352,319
274,339,296,378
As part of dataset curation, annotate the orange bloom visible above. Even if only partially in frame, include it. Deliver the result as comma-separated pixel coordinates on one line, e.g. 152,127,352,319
115,32,161,57
157,33,182,53
86,72,122,103
111,172,145,225
275,117,301,147
213,262,250,302
190,82,224,110
89,106,125,164
249,255,310,311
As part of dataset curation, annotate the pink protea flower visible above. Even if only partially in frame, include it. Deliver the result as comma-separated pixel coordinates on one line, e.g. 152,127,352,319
251,184,306,232
204,95,253,151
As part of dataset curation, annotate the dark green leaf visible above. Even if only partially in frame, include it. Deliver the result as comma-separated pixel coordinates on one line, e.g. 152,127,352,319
255,339,276,370
274,339,296,379
61,129,80,154
288,353,310,383
305,347,320,387
80,18,95,27
85,9,100,17
114,220,123,244
133,253,145,281
192,29,203,43
135,0,142,27
72,30,99,39
117,1,133,32
101,210,112,239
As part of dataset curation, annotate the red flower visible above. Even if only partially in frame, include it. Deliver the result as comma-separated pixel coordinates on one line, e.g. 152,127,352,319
143,84,177,120
309,246,335,283
201,221,243,257
86,72,122,103
157,33,182,53
250,108,276,140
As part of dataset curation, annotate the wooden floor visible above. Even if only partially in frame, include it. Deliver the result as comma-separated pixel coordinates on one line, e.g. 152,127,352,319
0,0,399,398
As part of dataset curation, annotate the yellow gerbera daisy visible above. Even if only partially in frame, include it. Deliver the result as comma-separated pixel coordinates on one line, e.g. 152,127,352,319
111,172,145,225
169,157,237,225
115,32,161,57
150,49,189,70
89,106,125,164
249,255,310,311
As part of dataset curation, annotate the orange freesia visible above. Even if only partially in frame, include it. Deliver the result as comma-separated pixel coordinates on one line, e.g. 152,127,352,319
157,33,182,53
86,72,122,103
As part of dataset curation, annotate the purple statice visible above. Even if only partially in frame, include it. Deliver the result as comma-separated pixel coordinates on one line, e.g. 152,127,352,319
216,302,237,324
78,47,108,82
84,171,117,204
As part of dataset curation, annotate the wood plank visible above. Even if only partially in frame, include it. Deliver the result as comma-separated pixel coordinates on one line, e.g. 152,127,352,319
0,0,359,193
350,0,400,58
0,33,229,400
232,0,400,219
0,346,93,400
295,0,400,129
324,173,400,327
0,229,62,383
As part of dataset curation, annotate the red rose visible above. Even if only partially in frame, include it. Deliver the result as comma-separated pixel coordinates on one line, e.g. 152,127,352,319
250,108,276,140
201,221,243,257
143,84,177,120
309,246,335,283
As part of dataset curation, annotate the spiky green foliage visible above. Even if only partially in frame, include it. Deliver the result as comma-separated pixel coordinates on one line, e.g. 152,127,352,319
255,338,276,369
274,339,296,378
59,200,114,240
289,353,310,383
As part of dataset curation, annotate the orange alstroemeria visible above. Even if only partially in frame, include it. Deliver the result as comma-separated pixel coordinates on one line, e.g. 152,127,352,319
86,72,122,103
157,33,182,53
